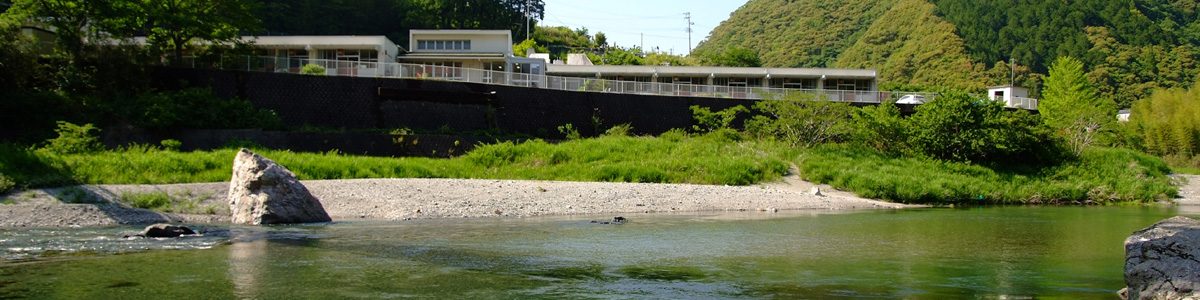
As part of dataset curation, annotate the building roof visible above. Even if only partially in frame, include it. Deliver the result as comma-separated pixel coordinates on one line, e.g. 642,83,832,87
546,65,876,79
409,29,512,36
245,35,399,49
988,84,1029,90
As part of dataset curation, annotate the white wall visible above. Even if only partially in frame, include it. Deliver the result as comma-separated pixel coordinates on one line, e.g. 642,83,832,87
410,33,512,55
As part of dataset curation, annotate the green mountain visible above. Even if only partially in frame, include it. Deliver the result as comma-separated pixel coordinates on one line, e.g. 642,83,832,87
695,0,1200,106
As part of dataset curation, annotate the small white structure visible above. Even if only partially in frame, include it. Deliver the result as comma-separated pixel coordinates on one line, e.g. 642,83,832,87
1118,109,1132,122
987,85,1038,110
565,53,593,66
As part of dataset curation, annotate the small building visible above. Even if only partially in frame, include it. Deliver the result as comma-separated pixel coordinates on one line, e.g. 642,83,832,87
987,85,1038,110
400,29,545,78
1118,109,1132,122
247,35,400,76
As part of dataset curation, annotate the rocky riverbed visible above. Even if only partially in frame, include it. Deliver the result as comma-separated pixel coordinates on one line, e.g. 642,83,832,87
0,175,910,228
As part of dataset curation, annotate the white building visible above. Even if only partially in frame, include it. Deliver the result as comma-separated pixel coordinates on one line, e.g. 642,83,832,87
987,85,1038,110
399,29,544,77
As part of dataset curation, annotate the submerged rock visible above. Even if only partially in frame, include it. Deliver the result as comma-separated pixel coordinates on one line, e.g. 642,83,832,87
228,149,331,225
1123,216,1200,300
137,224,195,238
590,216,627,225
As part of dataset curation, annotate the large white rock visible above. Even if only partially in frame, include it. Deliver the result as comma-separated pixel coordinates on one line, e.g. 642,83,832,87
1123,216,1200,300
228,149,331,225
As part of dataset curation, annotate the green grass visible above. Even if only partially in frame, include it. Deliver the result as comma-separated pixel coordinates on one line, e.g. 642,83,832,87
122,192,172,210
798,144,1178,204
0,133,793,188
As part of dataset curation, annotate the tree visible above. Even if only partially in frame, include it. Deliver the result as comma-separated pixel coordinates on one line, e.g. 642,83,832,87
744,94,855,147
1,0,117,61
698,47,761,67
1040,56,1116,155
1129,79,1200,163
129,0,261,64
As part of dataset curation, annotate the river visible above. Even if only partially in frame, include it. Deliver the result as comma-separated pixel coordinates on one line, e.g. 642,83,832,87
0,206,1189,298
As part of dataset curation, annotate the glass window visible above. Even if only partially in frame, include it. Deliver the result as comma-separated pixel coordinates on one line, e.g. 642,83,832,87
435,41,444,50
464,40,471,50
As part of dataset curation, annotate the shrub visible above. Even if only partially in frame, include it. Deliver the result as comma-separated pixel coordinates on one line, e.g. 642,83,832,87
43,121,103,154
603,123,633,137
300,64,326,75
851,102,908,152
745,96,855,147
905,93,1058,163
557,123,581,140
690,105,747,133
0,174,14,195
159,139,182,151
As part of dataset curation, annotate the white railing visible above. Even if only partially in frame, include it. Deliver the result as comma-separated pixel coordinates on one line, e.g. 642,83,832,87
175,56,1049,109
1010,97,1039,110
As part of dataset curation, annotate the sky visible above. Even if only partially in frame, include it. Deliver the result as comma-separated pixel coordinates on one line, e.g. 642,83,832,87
539,0,749,56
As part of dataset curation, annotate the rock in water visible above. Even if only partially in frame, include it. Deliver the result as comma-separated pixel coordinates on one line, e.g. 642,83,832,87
140,224,195,238
228,149,331,225
1123,216,1200,300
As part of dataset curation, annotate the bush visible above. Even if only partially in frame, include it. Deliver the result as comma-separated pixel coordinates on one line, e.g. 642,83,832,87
300,64,326,75
690,105,747,133
851,102,908,152
904,93,1058,163
43,121,103,154
745,96,855,147
799,144,1177,204
603,123,634,137
0,174,14,195
160,139,182,151
557,123,581,140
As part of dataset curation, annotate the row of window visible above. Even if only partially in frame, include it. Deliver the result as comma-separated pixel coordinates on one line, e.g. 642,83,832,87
417,40,471,51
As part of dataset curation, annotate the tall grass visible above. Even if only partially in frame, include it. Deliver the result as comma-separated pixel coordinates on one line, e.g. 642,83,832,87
798,144,1178,204
0,133,793,189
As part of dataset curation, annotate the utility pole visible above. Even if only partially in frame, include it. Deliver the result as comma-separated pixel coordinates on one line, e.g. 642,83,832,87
641,33,644,51
684,12,694,55
1010,57,1016,86
525,0,531,41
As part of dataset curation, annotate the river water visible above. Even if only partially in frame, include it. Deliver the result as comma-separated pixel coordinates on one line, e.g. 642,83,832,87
0,207,1189,299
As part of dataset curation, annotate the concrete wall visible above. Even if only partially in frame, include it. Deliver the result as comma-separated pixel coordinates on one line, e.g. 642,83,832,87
152,68,761,138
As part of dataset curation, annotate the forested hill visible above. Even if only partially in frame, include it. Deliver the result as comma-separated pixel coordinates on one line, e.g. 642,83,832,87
694,0,1200,107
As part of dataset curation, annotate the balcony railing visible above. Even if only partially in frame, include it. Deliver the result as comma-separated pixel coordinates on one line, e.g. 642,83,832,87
175,56,1036,110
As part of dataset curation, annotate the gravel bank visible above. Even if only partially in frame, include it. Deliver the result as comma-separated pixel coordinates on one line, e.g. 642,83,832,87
0,177,909,227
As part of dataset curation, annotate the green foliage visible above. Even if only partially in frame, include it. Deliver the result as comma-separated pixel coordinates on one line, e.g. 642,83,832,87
43,122,103,155
902,93,1057,163
127,88,283,130
1129,79,1200,170
254,0,543,46
122,192,172,210
850,102,908,152
300,64,326,75
834,0,982,91
160,139,183,152
745,96,855,147
0,174,14,195
556,124,581,140
800,144,1176,204
690,105,747,133
603,124,633,137
1041,56,1117,155
694,0,897,67
696,47,761,67
0,135,792,187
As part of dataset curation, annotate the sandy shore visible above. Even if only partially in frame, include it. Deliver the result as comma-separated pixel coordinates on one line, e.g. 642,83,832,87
0,175,911,228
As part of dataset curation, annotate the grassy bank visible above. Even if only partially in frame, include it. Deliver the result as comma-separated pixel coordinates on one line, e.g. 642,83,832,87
0,132,793,192
798,144,1178,204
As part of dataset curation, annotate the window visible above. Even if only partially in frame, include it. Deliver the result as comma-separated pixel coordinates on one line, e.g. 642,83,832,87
417,40,472,51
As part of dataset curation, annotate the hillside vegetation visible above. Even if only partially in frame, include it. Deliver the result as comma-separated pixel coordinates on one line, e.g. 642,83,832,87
697,0,1200,103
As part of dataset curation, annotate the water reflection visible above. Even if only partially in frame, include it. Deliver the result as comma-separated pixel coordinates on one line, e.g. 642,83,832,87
228,237,268,299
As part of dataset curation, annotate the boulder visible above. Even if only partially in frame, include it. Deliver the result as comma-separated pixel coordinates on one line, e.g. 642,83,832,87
228,149,331,225
1123,216,1200,300
139,224,195,238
